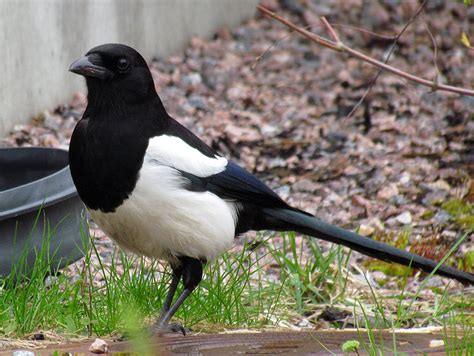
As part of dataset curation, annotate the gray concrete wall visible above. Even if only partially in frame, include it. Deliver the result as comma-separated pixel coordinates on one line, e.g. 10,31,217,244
0,0,257,136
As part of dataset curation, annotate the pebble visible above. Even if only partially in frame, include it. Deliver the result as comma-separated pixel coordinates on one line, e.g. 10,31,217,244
12,351,35,356
89,338,108,354
377,183,399,201
399,172,411,185
188,95,208,111
42,112,62,130
371,271,387,284
422,190,448,206
395,211,412,225
296,318,311,328
44,275,60,288
390,194,408,206
274,185,290,199
429,180,451,191
358,224,375,236
433,210,452,224
292,179,319,193
429,339,445,348
181,72,202,87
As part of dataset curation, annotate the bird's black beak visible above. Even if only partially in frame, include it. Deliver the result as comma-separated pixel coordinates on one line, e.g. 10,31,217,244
69,54,113,80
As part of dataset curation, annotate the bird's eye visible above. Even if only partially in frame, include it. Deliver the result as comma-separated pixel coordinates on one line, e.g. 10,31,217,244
117,58,130,72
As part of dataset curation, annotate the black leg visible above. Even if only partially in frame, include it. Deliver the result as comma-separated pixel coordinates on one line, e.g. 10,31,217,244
153,257,203,335
158,265,182,322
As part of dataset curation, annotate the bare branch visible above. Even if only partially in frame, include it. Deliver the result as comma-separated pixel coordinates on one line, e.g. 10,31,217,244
321,17,340,44
423,20,441,85
257,5,340,51
257,5,474,97
254,23,397,70
331,23,397,41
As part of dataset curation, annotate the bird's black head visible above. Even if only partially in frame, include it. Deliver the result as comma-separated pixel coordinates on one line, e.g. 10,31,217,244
69,43,157,108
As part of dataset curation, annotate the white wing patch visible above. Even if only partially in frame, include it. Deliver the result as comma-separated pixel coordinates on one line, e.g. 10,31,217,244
146,135,227,177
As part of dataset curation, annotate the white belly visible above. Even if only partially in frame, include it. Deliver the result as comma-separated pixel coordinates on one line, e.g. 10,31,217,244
89,162,239,262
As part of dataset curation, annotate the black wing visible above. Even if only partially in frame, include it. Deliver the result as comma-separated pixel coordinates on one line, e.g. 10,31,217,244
179,161,290,209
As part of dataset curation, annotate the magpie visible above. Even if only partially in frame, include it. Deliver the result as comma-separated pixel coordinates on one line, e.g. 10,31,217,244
68,44,474,334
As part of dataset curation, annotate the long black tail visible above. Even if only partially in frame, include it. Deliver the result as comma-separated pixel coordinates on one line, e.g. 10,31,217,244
263,208,474,285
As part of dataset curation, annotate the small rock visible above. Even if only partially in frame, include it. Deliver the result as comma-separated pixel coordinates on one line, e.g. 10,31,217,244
274,185,290,199
181,72,202,87
188,95,208,111
365,217,385,231
429,339,445,348
399,172,411,185
12,351,35,356
358,224,375,236
89,338,108,354
292,179,319,193
433,210,452,224
422,190,448,206
296,318,311,328
323,192,343,206
372,271,387,284
395,211,412,225
423,276,444,288
41,112,62,130
226,83,250,102
365,171,387,195
441,230,457,240
429,179,451,191
377,183,399,201
261,123,281,137
267,157,287,168
390,195,408,206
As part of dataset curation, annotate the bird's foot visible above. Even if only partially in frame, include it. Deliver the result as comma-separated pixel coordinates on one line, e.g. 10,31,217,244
151,322,188,336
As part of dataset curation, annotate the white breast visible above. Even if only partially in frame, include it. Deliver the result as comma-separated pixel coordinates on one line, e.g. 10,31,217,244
89,138,239,263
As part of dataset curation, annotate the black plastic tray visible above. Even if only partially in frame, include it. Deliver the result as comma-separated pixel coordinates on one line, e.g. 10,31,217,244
0,147,87,277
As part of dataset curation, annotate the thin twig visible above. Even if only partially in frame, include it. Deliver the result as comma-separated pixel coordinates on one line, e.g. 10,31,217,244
257,5,474,97
331,23,397,41
257,5,340,51
254,21,414,69
423,20,441,86
321,16,340,44
254,23,397,69
345,0,427,119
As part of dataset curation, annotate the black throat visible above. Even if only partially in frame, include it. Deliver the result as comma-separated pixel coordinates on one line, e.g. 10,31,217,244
69,94,168,213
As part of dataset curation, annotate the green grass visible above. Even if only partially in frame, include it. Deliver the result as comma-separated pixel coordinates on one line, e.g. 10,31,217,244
0,215,472,354
0,220,290,336
442,198,474,230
